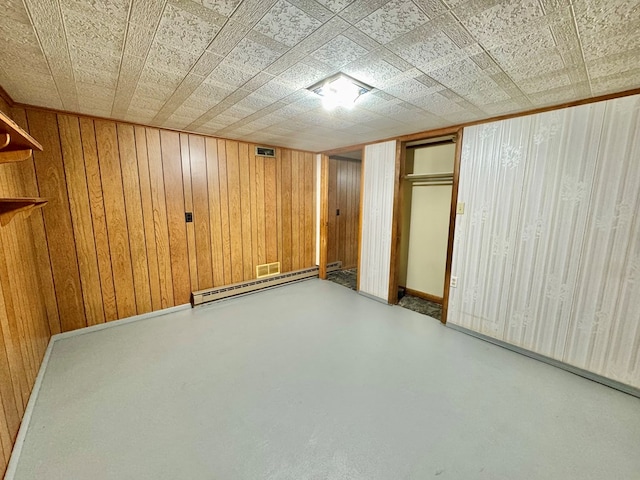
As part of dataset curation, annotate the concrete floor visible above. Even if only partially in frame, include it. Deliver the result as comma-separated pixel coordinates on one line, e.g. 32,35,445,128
12,280,640,480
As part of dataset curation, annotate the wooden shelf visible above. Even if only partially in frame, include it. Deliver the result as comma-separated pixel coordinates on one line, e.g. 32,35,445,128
0,198,47,226
0,110,43,164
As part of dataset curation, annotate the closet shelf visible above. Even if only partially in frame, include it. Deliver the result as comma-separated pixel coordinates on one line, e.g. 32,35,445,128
0,110,43,164
0,198,48,226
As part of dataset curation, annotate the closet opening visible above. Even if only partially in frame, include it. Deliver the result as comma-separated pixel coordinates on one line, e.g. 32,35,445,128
396,135,457,321
324,149,362,292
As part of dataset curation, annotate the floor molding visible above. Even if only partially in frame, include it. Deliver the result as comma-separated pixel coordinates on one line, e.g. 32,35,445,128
4,304,192,480
447,323,640,398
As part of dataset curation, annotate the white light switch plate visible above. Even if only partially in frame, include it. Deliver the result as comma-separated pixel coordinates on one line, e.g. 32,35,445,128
450,276,458,288
456,203,465,214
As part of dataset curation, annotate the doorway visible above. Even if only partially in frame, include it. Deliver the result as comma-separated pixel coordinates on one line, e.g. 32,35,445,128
397,138,456,320
325,150,362,291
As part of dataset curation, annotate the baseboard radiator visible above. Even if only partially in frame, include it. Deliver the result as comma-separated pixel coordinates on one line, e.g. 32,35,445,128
191,262,342,306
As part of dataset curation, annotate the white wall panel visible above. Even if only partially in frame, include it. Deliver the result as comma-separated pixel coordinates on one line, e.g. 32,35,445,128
451,94,640,388
359,140,397,301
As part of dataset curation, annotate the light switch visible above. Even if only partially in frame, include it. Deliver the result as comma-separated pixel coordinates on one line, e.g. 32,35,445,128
450,276,458,288
456,203,465,215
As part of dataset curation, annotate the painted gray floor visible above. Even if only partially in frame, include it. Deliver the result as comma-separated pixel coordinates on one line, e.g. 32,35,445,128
13,280,640,480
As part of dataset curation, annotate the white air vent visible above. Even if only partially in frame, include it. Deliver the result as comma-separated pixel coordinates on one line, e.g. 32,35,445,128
256,146,275,157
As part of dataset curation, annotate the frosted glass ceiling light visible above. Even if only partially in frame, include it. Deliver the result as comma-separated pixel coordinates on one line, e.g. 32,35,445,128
308,73,373,111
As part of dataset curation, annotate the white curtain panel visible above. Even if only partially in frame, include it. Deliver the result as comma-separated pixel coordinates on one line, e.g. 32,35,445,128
451,94,640,388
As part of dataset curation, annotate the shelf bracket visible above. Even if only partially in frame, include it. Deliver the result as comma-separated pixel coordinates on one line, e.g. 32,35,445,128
0,149,33,163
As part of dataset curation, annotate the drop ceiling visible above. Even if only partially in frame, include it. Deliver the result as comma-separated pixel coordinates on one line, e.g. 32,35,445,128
1,0,638,152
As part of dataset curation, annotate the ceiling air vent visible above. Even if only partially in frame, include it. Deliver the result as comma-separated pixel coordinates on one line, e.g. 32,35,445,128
256,146,275,157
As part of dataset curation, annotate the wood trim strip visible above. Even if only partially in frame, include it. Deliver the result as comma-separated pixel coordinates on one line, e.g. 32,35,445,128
441,129,463,325
387,141,403,304
356,148,365,291
318,154,329,280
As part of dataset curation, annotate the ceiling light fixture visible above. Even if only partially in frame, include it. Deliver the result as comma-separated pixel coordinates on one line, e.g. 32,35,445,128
307,73,373,111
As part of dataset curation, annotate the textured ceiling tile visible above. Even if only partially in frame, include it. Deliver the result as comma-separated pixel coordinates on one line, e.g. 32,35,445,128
23,0,78,110
389,28,461,69
225,37,285,72
230,0,279,26
518,72,572,94
69,46,121,73
207,59,256,89
74,67,119,89
427,57,493,88
287,0,335,20
356,0,429,44
200,0,243,17
310,35,369,67
277,63,324,88
528,85,583,106
590,70,640,96
338,0,389,24
62,9,126,53
456,0,546,49
155,3,222,53
59,0,129,21
343,56,404,88
255,0,323,47
586,51,640,80
384,78,443,100
146,42,201,74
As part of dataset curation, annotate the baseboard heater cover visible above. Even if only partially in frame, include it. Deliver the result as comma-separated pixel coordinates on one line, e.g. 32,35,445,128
191,262,342,306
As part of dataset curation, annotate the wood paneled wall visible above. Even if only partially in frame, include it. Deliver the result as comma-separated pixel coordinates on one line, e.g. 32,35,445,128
14,107,316,332
327,157,361,269
0,109,51,476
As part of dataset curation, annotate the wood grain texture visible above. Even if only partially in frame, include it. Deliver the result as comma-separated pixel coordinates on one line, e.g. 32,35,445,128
160,130,190,305
180,134,198,292
118,124,152,314
13,108,316,334
326,157,361,270
80,118,118,322
0,108,51,478
27,109,85,331
58,115,104,325
95,120,137,318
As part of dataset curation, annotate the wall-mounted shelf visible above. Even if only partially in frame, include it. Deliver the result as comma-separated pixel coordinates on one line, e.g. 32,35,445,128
0,110,43,163
0,198,48,226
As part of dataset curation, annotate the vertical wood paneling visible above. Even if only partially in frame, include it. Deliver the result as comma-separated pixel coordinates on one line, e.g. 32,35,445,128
0,108,52,478
160,130,190,305
217,140,232,285
146,128,174,308
80,118,118,322
118,124,152,314
95,120,137,319
180,134,198,292
58,115,104,325
255,153,267,265
281,149,292,273
28,109,86,331
135,126,162,311
327,157,361,269
264,155,277,264
226,140,243,283
360,141,397,301
238,142,252,280
304,153,314,267
205,138,224,287
190,136,213,290
291,151,301,271
12,108,60,335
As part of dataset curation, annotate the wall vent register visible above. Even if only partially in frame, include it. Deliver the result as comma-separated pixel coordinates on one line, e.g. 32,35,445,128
255,146,275,157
